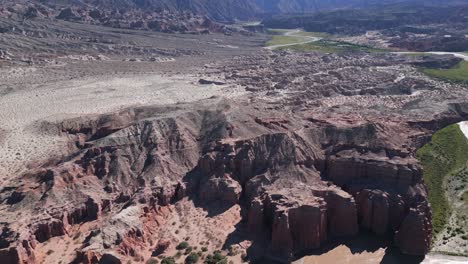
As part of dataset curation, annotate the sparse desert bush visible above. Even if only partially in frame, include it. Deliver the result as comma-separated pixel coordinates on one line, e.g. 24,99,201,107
204,251,227,264
227,246,238,256
161,257,176,264
185,246,193,255
177,241,189,250
185,252,200,264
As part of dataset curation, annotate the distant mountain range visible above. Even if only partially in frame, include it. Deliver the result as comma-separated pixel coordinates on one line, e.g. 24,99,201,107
2,0,468,21
255,0,468,14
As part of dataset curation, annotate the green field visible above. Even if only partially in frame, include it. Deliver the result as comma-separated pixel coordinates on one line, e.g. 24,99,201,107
416,124,468,235
292,31,330,38
422,61,468,83
265,35,305,46
265,28,387,53
280,39,386,53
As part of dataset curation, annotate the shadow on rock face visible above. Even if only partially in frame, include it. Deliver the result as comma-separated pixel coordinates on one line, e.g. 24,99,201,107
380,247,425,264
226,229,426,264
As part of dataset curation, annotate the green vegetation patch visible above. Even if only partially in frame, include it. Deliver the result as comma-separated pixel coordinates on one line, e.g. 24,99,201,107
265,34,304,46
421,61,468,84
204,250,228,264
185,252,200,264
293,31,330,38
279,39,386,53
161,257,176,264
176,242,189,250
416,124,468,235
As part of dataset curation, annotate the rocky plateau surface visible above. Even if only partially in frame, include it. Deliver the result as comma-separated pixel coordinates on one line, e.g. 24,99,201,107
1,49,468,263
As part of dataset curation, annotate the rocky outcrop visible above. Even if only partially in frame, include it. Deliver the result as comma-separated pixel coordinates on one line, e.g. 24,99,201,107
245,185,359,260
395,200,432,255
2,96,455,263
410,55,462,69
318,189,359,237
0,229,36,264
33,220,66,243
199,177,242,206
271,202,327,257
392,36,468,52
326,151,422,188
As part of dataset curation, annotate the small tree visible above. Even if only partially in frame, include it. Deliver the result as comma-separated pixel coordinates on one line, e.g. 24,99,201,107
161,257,176,264
204,251,227,264
177,242,190,250
185,252,200,264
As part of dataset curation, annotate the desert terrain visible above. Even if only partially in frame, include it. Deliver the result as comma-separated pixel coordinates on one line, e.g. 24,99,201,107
1,1,468,264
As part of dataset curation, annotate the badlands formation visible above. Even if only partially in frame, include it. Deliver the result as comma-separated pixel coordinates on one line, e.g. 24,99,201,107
1,47,468,263
0,3,468,264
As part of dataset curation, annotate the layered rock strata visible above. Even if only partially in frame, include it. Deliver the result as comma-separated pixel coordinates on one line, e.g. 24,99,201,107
1,89,467,263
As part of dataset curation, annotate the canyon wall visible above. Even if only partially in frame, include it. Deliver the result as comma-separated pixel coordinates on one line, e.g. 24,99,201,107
1,98,464,263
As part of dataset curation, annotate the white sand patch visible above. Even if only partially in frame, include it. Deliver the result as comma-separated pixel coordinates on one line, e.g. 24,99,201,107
0,74,245,184
458,121,468,140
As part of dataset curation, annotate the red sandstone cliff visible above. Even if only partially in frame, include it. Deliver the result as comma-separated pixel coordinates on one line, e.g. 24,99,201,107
2,98,464,263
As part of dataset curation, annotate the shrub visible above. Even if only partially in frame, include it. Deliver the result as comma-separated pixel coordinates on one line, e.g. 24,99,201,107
177,242,190,250
185,252,200,264
201,247,208,252
161,257,176,264
227,246,238,256
204,251,227,264
185,247,193,255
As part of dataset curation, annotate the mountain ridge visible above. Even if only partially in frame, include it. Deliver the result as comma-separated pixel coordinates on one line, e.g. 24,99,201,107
2,0,468,22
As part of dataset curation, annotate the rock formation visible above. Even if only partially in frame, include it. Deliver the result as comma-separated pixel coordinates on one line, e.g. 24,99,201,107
2,91,465,263
1,24,468,262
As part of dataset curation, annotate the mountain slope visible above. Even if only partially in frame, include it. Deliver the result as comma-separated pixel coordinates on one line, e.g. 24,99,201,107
3,0,468,22
255,0,468,14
